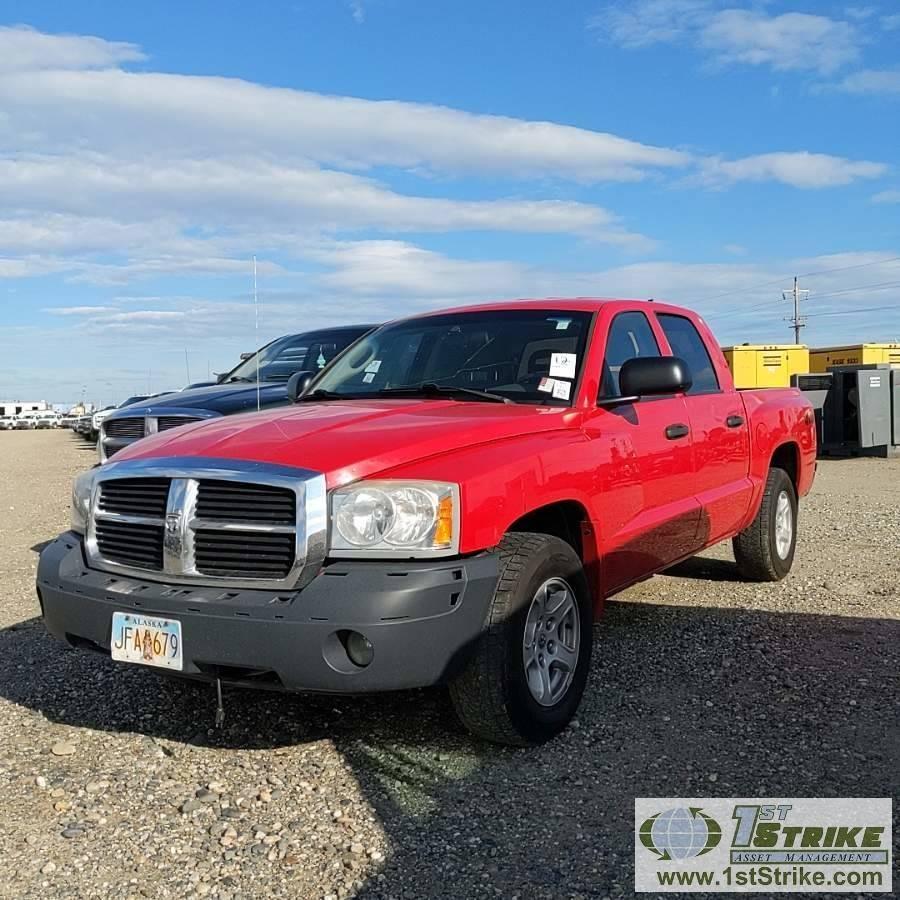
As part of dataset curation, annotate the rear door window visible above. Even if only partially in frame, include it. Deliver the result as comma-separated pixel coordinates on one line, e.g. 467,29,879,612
657,314,720,395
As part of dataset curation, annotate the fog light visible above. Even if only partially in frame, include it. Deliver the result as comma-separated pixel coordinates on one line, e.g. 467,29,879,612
345,631,374,668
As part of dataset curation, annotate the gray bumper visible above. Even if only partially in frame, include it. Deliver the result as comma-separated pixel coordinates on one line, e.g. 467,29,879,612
37,534,499,693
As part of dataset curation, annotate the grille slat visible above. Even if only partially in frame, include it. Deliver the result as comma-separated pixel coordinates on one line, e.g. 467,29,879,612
98,478,171,517
104,418,145,439
194,529,294,578
196,480,296,525
157,416,202,431
95,521,164,569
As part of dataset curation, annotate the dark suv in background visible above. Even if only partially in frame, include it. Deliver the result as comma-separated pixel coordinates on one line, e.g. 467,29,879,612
99,324,374,460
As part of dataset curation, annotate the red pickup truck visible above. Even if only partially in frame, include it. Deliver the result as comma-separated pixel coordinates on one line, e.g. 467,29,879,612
39,299,815,746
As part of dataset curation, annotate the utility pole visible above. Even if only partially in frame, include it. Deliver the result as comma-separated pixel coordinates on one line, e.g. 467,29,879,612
782,276,809,344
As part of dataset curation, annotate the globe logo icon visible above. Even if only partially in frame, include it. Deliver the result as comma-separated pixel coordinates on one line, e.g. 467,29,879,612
639,807,722,861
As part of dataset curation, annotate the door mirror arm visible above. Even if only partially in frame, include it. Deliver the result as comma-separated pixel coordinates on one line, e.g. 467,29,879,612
597,394,640,408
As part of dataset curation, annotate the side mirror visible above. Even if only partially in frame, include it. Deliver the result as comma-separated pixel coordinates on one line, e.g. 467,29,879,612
604,356,692,406
239,352,254,361
286,370,315,403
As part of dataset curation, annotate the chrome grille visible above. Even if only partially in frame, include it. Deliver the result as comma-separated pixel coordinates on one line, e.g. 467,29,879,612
85,460,327,590
157,415,202,431
98,478,171,517
95,520,164,570
196,480,295,524
104,417,145,438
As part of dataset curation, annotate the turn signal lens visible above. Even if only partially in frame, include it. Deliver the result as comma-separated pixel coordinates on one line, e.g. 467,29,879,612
434,495,454,548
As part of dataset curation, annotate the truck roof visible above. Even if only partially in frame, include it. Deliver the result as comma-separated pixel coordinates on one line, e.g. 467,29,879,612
403,297,689,319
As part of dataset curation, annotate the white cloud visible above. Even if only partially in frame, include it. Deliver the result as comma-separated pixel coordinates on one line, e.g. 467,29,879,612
0,68,687,184
588,0,713,48
0,155,647,246
701,10,860,74
844,7,876,21
872,189,900,204
699,152,887,189
835,68,900,94
591,3,862,75
349,1,366,24
0,24,145,72
43,305,117,316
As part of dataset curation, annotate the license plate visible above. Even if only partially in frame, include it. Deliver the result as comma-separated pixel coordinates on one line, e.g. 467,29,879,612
111,612,183,670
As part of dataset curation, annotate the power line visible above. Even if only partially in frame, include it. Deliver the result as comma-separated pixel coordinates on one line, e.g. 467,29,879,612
808,278,900,301
690,254,900,305
805,303,900,319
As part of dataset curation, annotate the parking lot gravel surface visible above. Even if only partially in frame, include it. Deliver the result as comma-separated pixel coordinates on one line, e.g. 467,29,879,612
0,430,897,899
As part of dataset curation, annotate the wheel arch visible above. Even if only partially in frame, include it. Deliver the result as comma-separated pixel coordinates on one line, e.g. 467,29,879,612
769,441,800,493
505,499,601,612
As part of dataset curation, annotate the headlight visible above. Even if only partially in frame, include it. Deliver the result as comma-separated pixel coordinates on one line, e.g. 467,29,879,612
71,469,96,534
330,480,459,557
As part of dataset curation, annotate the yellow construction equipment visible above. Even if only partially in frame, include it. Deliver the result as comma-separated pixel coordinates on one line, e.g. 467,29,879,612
809,343,900,374
722,344,810,388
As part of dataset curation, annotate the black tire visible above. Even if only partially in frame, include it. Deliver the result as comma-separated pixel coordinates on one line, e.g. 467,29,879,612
733,467,798,581
449,532,593,746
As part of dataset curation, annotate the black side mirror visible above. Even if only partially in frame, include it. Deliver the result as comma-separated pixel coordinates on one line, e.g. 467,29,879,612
603,356,692,407
286,370,315,402
239,352,254,361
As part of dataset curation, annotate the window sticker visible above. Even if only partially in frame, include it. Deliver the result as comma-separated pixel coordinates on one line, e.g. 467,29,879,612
364,359,382,374
552,379,571,401
554,318,572,331
538,377,555,393
549,353,577,379
362,372,376,384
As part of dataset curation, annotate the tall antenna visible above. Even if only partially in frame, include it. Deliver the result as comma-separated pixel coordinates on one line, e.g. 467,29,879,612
253,255,261,412
184,348,191,386
782,276,809,344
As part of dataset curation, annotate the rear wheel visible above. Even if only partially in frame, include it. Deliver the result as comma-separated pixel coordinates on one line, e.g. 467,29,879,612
733,467,797,581
449,532,593,746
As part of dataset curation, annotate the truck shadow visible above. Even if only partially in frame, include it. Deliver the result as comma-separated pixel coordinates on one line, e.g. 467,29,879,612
1,600,897,898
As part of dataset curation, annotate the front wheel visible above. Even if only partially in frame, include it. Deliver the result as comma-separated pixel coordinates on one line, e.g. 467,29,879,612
449,533,593,746
733,467,798,581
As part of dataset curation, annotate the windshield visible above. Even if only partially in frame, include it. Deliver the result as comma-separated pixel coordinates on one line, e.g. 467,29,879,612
223,328,368,383
310,309,593,406
118,395,148,407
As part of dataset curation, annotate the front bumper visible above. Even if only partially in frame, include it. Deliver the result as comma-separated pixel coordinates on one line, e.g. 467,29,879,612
37,534,499,693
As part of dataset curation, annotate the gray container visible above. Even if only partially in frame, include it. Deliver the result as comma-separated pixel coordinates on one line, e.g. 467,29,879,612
891,368,900,448
821,364,892,453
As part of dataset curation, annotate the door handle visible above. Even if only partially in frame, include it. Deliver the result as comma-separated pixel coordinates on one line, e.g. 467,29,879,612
726,415,745,428
665,423,690,440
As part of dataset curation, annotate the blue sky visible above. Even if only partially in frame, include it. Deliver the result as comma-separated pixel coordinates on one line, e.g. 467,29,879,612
1,0,899,404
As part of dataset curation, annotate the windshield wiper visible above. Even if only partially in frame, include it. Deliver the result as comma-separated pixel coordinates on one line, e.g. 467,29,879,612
296,388,347,402
376,383,512,404
225,375,256,384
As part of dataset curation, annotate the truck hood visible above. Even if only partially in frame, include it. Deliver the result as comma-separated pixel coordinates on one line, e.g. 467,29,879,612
107,382,288,419
117,399,577,487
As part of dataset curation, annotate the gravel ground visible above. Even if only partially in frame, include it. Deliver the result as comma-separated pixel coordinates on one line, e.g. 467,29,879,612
0,430,897,899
